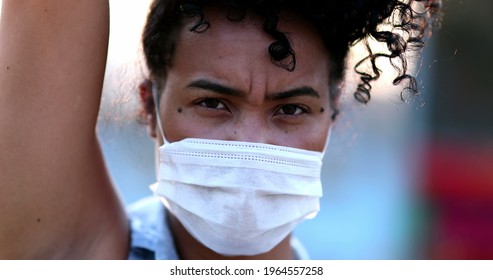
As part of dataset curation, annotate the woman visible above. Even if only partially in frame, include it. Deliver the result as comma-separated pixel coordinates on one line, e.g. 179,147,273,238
0,0,440,259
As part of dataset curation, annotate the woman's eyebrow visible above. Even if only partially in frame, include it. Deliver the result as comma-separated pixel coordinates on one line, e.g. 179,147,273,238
187,79,320,100
266,87,320,100
187,79,242,97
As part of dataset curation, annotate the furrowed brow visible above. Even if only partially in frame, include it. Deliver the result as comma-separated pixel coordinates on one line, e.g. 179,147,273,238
187,79,243,97
266,86,320,100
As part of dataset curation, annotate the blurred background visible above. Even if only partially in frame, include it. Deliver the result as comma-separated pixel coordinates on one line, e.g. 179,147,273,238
3,0,490,259
99,0,493,259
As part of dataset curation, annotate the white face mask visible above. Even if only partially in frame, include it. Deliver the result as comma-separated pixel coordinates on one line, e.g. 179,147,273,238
151,88,329,256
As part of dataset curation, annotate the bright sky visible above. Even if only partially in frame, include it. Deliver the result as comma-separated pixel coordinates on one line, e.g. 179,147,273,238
99,0,153,122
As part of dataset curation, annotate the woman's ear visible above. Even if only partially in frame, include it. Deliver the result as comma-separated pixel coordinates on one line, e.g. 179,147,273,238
139,79,157,138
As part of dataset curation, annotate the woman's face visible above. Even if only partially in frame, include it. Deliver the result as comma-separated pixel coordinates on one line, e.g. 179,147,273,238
156,8,333,152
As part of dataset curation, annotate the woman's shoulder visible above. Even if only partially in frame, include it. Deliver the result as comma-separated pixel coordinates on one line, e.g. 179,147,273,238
127,196,179,260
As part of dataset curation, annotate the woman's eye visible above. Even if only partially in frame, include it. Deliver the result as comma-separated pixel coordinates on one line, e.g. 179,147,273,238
276,104,307,116
197,98,226,110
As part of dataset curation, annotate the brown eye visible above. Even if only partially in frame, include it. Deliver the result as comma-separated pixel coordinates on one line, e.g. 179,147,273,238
276,104,307,116
198,98,226,110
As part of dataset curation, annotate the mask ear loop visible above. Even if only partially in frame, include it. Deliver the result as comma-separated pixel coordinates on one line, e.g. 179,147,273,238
319,93,338,157
151,83,169,145
321,125,333,157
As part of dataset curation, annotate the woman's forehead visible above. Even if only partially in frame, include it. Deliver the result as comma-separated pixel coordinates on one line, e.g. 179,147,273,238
170,10,329,99
170,7,331,90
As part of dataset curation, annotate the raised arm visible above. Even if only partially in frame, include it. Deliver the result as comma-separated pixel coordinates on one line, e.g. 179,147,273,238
0,0,128,259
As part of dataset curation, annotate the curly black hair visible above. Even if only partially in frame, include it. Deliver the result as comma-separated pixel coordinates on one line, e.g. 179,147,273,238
142,0,441,118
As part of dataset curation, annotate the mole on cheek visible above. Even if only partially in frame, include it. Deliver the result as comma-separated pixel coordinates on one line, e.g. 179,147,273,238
177,107,183,113
320,107,325,113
